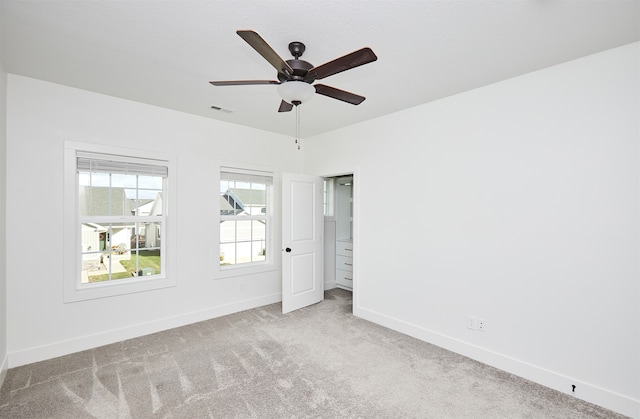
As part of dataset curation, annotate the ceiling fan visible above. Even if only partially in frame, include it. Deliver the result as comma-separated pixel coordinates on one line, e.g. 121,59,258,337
210,30,378,112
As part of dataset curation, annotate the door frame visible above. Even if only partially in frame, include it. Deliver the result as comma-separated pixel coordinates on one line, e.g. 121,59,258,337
320,168,359,316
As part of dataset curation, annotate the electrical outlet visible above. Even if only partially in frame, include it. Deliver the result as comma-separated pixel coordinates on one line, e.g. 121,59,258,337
467,315,478,330
478,318,486,331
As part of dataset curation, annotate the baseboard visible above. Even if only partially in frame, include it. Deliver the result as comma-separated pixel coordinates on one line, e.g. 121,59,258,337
324,279,337,290
8,293,282,368
356,306,639,419
0,353,7,390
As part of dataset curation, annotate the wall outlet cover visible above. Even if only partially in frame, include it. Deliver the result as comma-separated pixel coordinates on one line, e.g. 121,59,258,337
467,315,478,330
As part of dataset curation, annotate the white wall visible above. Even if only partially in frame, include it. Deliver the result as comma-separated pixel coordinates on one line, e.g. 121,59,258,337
304,43,640,417
5,75,302,366
0,3,9,388
3,41,638,417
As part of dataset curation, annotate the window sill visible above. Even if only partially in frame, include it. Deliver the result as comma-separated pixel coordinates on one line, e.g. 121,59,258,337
64,275,176,303
215,262,278,279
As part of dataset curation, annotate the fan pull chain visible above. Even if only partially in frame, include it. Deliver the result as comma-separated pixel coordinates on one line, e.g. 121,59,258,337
295,104,301,150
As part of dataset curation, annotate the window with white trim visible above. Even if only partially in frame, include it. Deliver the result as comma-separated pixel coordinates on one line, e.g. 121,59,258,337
219,168,273,268
64,141,175,302
77,154,166,282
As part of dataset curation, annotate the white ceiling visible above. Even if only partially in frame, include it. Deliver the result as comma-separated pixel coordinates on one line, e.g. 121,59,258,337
1,0,638,138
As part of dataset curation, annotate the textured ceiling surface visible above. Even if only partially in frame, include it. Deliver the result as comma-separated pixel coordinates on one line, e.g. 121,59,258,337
1,0,638,137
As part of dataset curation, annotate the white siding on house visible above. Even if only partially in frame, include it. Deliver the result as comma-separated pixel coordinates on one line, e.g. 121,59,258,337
81,225,102,255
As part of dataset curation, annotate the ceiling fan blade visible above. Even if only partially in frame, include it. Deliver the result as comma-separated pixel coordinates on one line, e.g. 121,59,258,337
209,80,279,86
314,84,365,105
278,100,294,112
237,30,294,76
308,47,377,80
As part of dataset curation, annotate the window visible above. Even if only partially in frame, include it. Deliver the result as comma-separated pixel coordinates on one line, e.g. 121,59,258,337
78,155,166,282
323,178,335,216
64,141,175,302
219,168,273,269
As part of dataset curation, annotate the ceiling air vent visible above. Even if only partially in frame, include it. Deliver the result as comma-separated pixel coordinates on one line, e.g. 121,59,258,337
210,105,234,113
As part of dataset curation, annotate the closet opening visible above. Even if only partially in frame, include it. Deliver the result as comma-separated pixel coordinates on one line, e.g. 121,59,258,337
323,175,354,297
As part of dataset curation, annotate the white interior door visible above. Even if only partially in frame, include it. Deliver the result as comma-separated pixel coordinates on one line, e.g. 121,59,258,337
282,173,324,313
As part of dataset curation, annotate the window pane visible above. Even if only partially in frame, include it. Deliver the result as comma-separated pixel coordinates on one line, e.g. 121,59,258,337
252,241,266,262
81,224,107,252
252,220,266,241
82,252,122,283
220,190,244,215
80,173,163,217
131,249,162,277
111,173,137,188
109,187,127,215
220,242,235,265
220,220,236,244
136,188,162,200
323,179,334,216
219,170,271,268
79,185,108,216
220,179,268,217
110,222,131,252
81,221,134,283
143,221,162,248
235,241,252,264
131,222,148,250
220,178,230,193
253,242,265,261
128,196,145,215
138,175,163,190
236,219,252,242
247,188,266,214
81,222,131,253
81,248,162,283
85,172,110,187
252,221,266,262
79,183,130,216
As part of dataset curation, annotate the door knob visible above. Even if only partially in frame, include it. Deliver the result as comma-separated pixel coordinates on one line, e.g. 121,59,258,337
285,247,292,253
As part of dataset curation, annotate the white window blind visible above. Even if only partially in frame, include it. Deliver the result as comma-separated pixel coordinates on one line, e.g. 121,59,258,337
77,156,168,177
221,169,273,185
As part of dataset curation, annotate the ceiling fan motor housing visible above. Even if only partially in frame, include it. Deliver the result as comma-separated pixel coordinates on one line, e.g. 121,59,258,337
277,42,315,83
279,59,315,82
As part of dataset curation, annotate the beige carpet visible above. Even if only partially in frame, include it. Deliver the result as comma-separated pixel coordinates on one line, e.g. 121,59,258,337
0,288,625,418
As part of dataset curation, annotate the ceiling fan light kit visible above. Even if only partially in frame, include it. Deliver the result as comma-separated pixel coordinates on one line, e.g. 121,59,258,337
278,81,315,105
209,30,377,112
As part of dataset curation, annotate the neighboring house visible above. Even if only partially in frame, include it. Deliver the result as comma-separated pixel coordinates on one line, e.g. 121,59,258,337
79,186,157,256
144,192,163,248
79,186,146,217
81,224,130,254
220,187,266,219
220,188,266,216
133,200,154,216
220,189,244,216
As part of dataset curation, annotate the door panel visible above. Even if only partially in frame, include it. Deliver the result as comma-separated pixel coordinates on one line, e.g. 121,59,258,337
291,253,314,294
282,173,324,313
291,181,314,241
